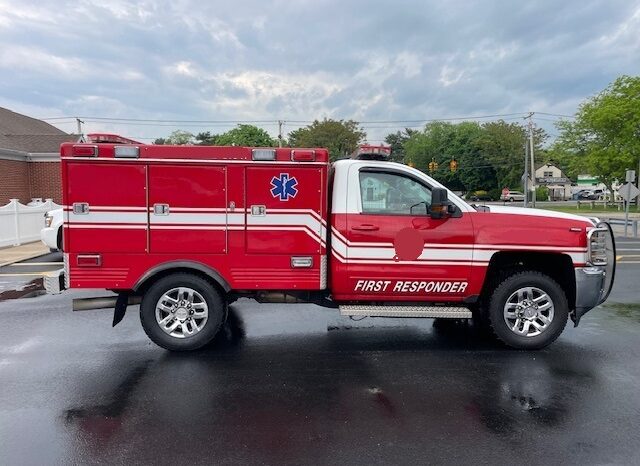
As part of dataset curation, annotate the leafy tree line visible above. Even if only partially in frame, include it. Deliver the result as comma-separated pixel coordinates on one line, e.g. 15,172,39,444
549,75,640,195
398,121,546,194
153,118,538,193
153,119,367,162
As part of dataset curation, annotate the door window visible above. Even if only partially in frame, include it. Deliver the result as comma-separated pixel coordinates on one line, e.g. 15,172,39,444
359,170,431,215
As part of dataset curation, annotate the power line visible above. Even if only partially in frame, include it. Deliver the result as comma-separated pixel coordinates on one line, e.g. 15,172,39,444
41,112,529,125
534,112,575,118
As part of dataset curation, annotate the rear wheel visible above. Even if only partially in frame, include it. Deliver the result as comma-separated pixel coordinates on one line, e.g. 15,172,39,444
488,271,568,349
140,273,226,351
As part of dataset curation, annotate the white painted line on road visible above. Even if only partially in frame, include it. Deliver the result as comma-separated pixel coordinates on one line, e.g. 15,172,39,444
616,248,640,251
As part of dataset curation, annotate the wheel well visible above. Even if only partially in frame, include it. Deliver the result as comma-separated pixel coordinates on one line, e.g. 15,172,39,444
481,252,576,310
133,265,229,298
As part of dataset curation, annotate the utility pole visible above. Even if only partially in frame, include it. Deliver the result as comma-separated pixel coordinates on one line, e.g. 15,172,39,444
525,112,536,207
277,120,284,148
523,141,529,208
76,118,84,141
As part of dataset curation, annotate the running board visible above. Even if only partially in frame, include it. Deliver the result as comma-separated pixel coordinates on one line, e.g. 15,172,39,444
339,305,472,318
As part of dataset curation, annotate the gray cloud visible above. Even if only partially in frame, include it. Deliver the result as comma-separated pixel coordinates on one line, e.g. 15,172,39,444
0,0,638,142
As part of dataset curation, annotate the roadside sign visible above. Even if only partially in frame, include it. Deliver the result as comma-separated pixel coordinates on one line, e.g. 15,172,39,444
619,182,640,201
619,181,640,237
502,188,509,197
626,170,636,183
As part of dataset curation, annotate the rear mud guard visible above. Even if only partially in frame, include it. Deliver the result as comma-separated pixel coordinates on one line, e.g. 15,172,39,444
113,293,130,327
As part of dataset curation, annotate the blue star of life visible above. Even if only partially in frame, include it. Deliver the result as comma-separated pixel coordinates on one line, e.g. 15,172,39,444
270,173,298,201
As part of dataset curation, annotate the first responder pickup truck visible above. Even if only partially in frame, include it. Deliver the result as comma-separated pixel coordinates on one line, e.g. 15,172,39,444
49,135,615,351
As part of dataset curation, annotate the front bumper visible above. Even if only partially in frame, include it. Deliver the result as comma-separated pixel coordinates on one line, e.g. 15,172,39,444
572,222,616,325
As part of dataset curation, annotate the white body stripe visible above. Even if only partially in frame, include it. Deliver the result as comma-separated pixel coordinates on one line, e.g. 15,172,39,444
63,205,587,265
150,212,226,225
68,211,147,224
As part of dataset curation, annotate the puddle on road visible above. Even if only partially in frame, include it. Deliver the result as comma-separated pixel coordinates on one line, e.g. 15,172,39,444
0,278,44,302
601,302,640,322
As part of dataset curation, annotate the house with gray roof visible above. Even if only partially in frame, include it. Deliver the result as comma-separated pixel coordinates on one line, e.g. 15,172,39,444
0,107,77,204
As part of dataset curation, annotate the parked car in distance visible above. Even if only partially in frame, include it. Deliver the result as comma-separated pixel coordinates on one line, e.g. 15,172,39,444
572,189,590,200
469,194,493,202
41,208,63,252
500,190,525,202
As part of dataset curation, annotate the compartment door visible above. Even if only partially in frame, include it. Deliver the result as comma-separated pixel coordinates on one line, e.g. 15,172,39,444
245,167,323,255
66,162,147,253
149,165,227,254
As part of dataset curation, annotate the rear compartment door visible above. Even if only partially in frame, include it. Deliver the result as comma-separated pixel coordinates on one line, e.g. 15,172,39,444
66,162,147,253
149,165,227,254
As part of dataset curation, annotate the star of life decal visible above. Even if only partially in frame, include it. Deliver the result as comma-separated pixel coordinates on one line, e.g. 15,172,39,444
270,173,298,201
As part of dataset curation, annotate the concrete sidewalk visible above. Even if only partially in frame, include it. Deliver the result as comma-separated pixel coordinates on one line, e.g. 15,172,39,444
0,241,49,267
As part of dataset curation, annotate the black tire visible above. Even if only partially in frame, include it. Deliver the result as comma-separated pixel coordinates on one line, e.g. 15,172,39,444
509,197,515,202
140,273,226,351
56,227,63,252
488,271,568,350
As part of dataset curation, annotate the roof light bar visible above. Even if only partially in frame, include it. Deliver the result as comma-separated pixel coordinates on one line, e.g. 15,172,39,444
291,150,316,162
252,149,276,161
71,145,98,157
114,146,140,158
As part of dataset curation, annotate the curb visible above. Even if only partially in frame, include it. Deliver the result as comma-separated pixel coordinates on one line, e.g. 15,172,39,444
0,246,51,268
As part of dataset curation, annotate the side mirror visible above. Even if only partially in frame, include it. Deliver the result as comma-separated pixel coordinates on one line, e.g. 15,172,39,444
430,188,453,219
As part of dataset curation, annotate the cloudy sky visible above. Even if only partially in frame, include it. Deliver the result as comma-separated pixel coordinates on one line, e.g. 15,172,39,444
0,0,638,142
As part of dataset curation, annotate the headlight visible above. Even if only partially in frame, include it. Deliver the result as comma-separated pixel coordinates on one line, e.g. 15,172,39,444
44,215,53,228
588,228,608,266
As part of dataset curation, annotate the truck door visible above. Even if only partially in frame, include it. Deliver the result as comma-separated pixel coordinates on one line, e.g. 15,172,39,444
343,166,474,301
149,165,227,254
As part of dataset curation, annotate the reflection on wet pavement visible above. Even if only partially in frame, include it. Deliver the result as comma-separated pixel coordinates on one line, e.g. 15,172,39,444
1,299,639,464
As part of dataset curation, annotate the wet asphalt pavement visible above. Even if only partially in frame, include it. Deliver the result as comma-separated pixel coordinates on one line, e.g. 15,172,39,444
0,260,639,464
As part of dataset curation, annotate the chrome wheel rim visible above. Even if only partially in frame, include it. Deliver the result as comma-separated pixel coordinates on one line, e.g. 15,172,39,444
155,287,208,339
503,287,554,337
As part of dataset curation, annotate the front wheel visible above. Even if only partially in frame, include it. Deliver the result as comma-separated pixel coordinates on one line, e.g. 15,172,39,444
140,273,226,351
488,272,568,349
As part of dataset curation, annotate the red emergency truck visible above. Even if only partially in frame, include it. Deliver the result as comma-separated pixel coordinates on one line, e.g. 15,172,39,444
49,136,616,351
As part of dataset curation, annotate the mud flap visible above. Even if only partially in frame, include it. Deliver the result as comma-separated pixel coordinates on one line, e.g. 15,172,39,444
112,293,130,327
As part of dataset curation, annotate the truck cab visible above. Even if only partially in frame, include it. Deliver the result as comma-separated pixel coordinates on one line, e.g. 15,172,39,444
52,138,616,351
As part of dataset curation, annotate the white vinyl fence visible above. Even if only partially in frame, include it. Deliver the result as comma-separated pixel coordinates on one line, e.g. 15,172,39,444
0,199,62,248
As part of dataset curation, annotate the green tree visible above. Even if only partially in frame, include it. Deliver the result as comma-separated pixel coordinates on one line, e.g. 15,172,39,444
195,131,219,145
476,121,546,190
288,119,366,161
403,121,497,193
214,124,275,146
384,129,416,163
154,130,195,145
552,75,640,194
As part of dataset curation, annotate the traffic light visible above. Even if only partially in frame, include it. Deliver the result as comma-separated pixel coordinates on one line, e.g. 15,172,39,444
428,158,438,173
450,158,458,173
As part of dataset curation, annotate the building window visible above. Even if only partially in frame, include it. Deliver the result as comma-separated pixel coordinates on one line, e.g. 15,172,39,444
544,171,553,177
